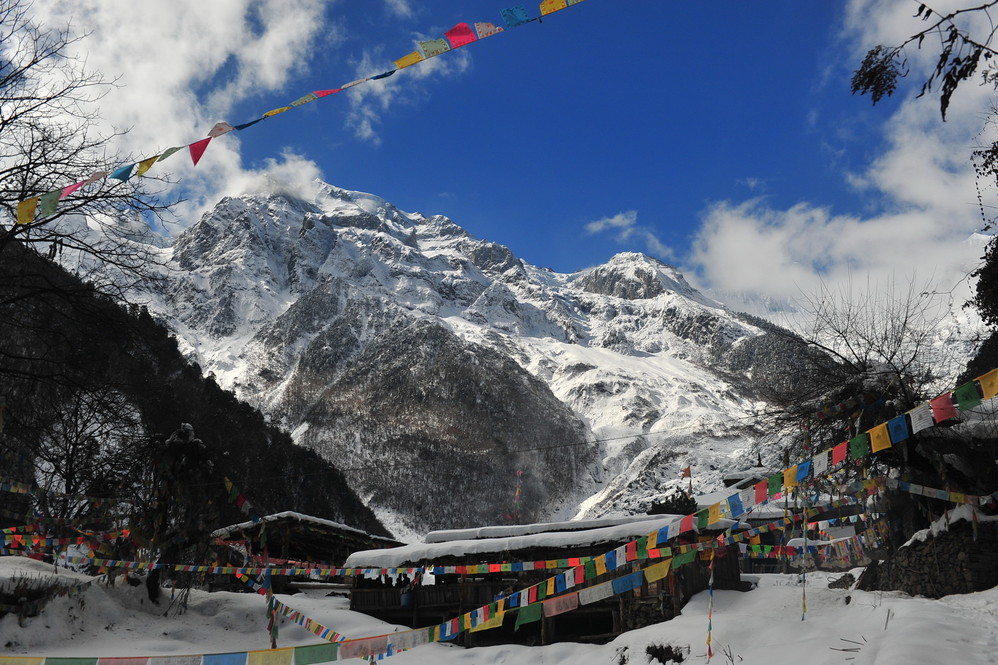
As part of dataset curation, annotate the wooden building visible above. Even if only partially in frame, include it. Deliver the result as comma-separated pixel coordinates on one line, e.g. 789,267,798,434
344,515,745,646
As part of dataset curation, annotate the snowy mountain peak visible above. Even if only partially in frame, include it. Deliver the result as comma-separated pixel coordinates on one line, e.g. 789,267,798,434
574,252,720,307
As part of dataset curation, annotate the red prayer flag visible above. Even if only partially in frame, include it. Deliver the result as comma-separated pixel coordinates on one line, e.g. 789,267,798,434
314,89,340,97
831,441,848,466
681,466,692,478
189,137,212,166
444,22,477,48
930,393,958,423
754,480,767,504
680,514,694,533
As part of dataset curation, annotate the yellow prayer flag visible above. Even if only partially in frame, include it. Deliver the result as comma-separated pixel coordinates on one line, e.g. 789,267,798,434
784,466,798,489
540,0,568,14
16,197,38,224
264,106,291,117
394,51,424,69
137,155,159,177
546,559,558,570
952,492,966,504
869,423,891,453
708,502,721,525
647,529,658,550
247,648,294,665
594,555,607,576
978,368,998,400
546,577,555,596
470,610,504,632
643,558,672,584
0,659,43,665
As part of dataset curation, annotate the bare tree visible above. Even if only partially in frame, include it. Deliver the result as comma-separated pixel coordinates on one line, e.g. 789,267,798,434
0,0,177,297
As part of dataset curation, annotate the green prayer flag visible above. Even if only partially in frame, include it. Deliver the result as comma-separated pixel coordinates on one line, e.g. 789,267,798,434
849,433,870,460
954,381,983,411
696,510,709,529
768,473,782,496
514,603,543,631
673,550,696,567
38,190,61,218
584,559,597,580
294,643,338,665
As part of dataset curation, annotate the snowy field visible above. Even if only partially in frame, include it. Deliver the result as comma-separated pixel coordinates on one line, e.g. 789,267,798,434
2,557,997,664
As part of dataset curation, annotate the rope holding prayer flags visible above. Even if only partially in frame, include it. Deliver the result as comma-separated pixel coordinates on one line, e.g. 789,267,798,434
706,548,715,661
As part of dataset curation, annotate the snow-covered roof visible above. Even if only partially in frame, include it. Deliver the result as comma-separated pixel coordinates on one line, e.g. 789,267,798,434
424,514,681,543
345,515,743,568
211,511,398,544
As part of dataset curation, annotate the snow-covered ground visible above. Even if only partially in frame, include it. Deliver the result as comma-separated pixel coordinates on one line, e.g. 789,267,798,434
3,556,997,664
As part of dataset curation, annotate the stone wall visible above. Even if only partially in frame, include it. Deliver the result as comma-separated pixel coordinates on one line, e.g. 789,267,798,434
858,518,998,599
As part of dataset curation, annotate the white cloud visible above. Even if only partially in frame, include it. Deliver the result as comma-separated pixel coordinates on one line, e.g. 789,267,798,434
585,211,673,260
22,0,334,229
345,46,472,143
385,0,413,19
689,0,996,324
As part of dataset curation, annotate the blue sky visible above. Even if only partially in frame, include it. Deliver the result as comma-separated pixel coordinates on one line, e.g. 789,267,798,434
27,0,993,315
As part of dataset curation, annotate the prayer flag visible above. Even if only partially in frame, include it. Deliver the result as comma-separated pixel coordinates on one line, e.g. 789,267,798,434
156,146,185,163
263,106,291,117
61,181,85,199
784,466,798,489
978,368,998,400
542,592,578,617
754,480,767,504
136,156,159,177
869,423,891,453
340,78,367,90
727,493,744,518
954,381,982,411
109,164,135,181
768,473,782,497
208,121,235,137
812,450,829,476
611,571,644,594
594,555,607,576
394,51,424,69
578,581,613,605
796,459,812,482
930,393,958,423
38,190,60,218
419,38,451,58
14,197,35,224
680,514,694,533
831,441,848,466
189,138,212,166
291,94,318,107
708,502,721,525
475,22,504,38
681,466,692,478
887,415,910,444
644,558,672,584
514,603,542,630
540,0,568,14
696,510,709,529
501,6,531,28
849,433,870,460
233,118,264,130
371,70,396,81
907,402,934,433
445,22,477,48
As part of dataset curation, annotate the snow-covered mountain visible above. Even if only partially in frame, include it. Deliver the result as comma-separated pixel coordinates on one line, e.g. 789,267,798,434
140,181,789,540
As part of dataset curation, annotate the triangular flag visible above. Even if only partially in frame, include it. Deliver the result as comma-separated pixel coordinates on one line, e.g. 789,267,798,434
136,155,160,177
263,106,291,117
869,423,891,453
340,78,367,90
370,70,396,81
907,402,934,433
38,190,61,218
234,118,264,130
540,0,568,15
291,94,318,107
82,170,107,186
109,163,135,181
60,181,85,199
16,197,38,224
445,22,477,48
189,138,212,166
977,368,998,401
930,393,958,423
475,21,504,38
208,121,236,137
156,146,185,163
394,51,424,69
954,381,982,411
